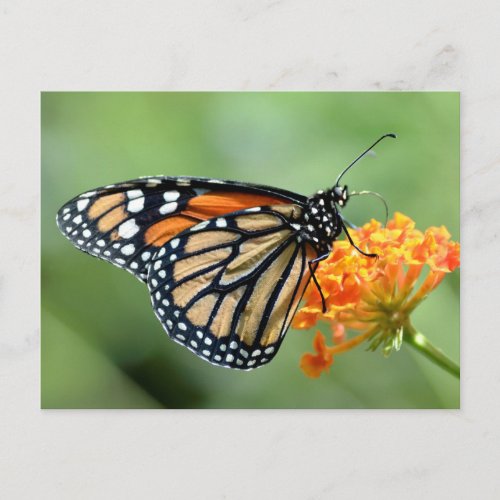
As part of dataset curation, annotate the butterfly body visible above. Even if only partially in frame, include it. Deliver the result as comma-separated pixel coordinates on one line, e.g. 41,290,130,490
56,175,348,370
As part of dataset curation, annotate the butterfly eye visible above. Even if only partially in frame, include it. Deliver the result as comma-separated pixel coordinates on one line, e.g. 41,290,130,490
333,186,343,199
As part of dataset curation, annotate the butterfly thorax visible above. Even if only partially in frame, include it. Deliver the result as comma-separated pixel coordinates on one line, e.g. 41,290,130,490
301,186,348,253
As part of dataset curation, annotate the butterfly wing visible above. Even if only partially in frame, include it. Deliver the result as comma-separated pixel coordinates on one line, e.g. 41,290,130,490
147,204,318,370
56,176,305,282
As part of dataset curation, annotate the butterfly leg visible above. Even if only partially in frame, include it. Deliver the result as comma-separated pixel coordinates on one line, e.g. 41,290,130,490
341,220,378,259
308,254,330,314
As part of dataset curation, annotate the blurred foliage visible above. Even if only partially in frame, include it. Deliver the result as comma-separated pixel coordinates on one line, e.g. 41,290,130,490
41,92,459,408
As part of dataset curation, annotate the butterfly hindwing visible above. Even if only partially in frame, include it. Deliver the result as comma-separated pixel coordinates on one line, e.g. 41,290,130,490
56,176,305,282
147,204,318,370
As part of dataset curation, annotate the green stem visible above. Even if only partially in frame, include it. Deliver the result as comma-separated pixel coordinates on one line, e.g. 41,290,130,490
403,323,460,379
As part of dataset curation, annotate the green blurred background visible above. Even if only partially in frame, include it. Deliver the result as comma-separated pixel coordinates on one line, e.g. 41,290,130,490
41,92,460,409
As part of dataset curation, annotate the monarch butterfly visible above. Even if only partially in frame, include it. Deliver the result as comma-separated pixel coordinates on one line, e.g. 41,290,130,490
56,134,395,370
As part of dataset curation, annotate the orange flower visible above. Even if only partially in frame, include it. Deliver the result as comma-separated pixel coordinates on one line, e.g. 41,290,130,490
294,212,460,378
300,331,334,378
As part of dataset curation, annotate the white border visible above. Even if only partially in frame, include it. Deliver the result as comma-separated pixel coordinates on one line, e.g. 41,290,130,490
2,1,497,497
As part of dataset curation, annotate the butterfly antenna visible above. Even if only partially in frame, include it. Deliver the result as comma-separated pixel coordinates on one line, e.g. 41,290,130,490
335,133,397,187
349,190,389,226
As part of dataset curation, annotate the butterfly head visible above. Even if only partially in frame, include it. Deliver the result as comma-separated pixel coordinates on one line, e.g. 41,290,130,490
332,185,349,207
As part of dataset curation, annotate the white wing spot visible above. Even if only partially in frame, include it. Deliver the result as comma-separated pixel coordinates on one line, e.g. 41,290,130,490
159,202,178,215
170,254,177,262
174,310,180,318
229,341,238,349
204,338,212,346
190,340,198,348
264,346,275,355
130,262,138,269
178,323,187,331
245,207,261,212
121,244,135,256
163,191,180,202
176,334,186,341
196,331,203,339
202,350,211,357
226,354,235,362
157,308,165,316
216,218,227,228
72,215,83,224
158,270,166,279
157,247,166,257
251,350,261,357
170,238,180,249
214,355,222,361
118,219,140,238
141,251,151,261
127,197,144,213
191,220,209,231
115,258,126,265
82,229,91,238
239,349,249,358
155,291,161,300
153,260,162,270
127,189,143,199
96,240,105,247
247,360,256,367
162,299,170,307
166,320,173,329
236,359,243,366
219,344,226,352
151,278,158,287
176,178,191,186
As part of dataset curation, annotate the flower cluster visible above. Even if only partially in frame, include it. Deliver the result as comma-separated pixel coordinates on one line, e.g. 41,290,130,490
294,212,460,378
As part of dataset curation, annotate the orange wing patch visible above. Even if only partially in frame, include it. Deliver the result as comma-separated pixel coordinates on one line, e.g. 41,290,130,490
146,191,288,247
97,206,127,233
88,193,125,219
145,215,197,247
184,191,287,220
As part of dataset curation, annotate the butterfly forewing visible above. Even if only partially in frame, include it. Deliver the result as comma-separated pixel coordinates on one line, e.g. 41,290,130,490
56,176,303,282
147,204,318,370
